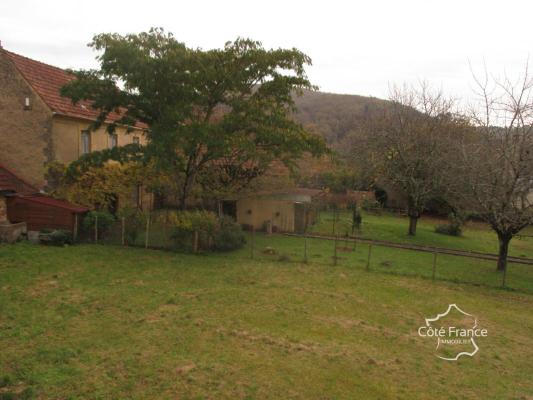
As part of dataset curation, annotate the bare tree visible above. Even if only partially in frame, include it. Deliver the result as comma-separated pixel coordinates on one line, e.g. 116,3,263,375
367,82,461,235
456,65,533,271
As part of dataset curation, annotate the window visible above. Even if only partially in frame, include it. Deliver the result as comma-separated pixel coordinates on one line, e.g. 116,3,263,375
109,133,118,149
132,136,140,145
81,130,91,155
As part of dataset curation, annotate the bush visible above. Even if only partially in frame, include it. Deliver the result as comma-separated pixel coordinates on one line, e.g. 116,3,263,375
39,229,72,246
169,210,218,252
435,223,462,236
82,210,116,239
435,213,464,236
352,207,362,232
167,211,245,253
362,198,382,214
213,216,246,251
117,207,147,245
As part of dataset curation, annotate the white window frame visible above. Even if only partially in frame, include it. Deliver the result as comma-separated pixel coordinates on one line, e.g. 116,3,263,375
81,130,91,155
109,133,118,149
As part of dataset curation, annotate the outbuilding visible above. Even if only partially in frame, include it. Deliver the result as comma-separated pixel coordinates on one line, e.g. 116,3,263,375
6,193,89,235
222,189,323,233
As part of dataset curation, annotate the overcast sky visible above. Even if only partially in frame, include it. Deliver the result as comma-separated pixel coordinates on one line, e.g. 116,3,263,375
1,0,532,102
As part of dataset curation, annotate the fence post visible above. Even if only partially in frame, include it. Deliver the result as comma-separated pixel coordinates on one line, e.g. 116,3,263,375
94,215,98,244
121,217,125,246
304,232,308,264
193,230,199,253
145,213,150,249
332,208,336,236
251,226,255,259
432,251,437,281
366,243,372,271
333,235,338,266
73,214,78,243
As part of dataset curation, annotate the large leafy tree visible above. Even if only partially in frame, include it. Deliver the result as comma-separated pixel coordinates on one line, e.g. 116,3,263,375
61,28,326,208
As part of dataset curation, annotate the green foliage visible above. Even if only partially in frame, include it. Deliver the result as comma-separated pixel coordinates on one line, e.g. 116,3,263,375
38,229,73,246
212,216,246,252
303,171,365,193
362,198,382,213
352,207,363,232
63,144,144,182
61,28,327,207
169,210,218,252
435,223,462,237
117,207,147,245
165,211,245,253
435,212,466,237
82,211,116,238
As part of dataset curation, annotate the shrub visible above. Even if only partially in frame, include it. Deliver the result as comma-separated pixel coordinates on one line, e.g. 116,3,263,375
82,210,116,239
435,213,464,236
435,223,462,236
213,216,246,251
362,198,382,214
169,210,218,252
117,207,147,245
39,229,72,246
167,211,245,253
352,206,362,232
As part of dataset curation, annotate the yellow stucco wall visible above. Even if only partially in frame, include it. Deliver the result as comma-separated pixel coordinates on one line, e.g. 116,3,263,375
51,116,147,164
236,198,295,232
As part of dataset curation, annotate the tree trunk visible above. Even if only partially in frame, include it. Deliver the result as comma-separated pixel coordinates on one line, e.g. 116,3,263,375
178,172,196,210
178,188,188,210
496,233,511,272
408,215,418,236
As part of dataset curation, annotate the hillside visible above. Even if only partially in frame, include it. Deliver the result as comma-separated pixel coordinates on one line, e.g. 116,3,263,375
293,90,391,151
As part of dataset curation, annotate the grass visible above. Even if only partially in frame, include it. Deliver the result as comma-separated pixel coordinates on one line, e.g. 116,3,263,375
310,210,533,258
1,240,533,399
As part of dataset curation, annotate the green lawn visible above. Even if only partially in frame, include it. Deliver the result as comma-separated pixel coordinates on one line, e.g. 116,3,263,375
310,210,533,258
1,241,533,399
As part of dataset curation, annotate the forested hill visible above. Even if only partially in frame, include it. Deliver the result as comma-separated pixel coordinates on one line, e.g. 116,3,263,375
293,90,391,151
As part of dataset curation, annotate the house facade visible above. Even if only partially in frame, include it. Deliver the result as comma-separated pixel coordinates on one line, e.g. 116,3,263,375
0,45,151,208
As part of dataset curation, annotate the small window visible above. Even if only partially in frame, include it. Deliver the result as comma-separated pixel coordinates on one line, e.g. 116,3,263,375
81,130,91,155
109,134,118,149
132,136,140,145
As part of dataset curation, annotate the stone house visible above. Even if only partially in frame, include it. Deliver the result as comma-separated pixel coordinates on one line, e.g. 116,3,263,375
0,45,152,209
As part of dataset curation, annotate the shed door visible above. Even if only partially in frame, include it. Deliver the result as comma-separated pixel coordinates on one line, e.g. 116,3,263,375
294,202,306,234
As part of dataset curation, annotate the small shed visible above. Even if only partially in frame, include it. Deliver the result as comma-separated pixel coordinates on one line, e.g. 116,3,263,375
223,188,322,233
0,163,38,223
6,194,89,233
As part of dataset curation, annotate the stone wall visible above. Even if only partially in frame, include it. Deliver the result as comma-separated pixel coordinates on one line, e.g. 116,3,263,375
0,50,53,189
0,196,7,222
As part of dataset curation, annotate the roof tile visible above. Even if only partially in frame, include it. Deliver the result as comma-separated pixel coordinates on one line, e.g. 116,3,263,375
4,50,147,129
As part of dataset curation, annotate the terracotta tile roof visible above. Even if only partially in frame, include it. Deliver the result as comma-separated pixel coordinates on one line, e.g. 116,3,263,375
4,49,147,129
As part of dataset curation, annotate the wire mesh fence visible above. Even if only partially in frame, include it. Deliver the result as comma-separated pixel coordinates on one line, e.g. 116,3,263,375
73,210,533,295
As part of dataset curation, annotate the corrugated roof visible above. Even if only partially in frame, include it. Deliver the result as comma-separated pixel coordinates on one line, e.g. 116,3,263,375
0,163,39,193
10,193,90,213
4,49,147,129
